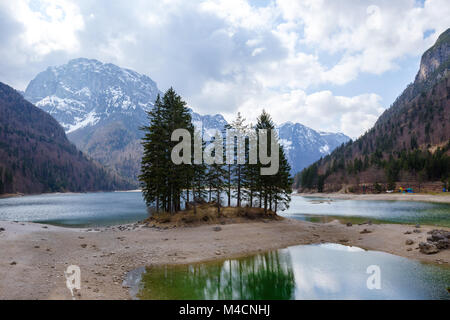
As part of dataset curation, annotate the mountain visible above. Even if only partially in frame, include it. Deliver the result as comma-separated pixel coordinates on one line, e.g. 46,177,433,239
25,58,349,182
24,58,233,185
277,122,350,174
0,82,132,195
296,28,450,193
24,58,160,186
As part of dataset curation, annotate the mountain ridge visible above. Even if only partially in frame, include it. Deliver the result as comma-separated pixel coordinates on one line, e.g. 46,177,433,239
0,81,132,194
296,28,450,193
24,58,350,182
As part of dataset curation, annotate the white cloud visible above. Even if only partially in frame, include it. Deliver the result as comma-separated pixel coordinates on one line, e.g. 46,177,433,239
276,0,450,82
1,0,84,56
0,0,448,138
235,89,384,138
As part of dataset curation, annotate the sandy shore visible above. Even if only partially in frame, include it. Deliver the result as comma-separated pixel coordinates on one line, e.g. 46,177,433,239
0,219,449,300
296,192,450,204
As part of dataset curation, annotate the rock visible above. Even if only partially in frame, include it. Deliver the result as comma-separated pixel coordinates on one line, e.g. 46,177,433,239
415,224,421,228
419,242,439,255
81,244,87,248
405,239,414,245
413,229,421,233
213,226,222,232
346,223,352,227
0,227,5,232
215,251,221,255
404,231,412,235
407,248,412,251
10,261,17,265
360,229,372,234
436,239,449,249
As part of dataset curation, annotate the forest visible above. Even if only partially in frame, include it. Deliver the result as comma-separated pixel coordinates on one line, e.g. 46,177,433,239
140,88,293,214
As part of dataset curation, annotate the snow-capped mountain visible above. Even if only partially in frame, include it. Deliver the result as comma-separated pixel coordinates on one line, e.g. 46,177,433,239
191,111,228,140
24,58,349,184
24,58,230,184
25,58,160,134
278,122,350,174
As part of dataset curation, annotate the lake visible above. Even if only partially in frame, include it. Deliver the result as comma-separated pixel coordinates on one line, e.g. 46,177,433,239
0,192,148,227
0,192,449,227
283,196,450,227
125,243,450,300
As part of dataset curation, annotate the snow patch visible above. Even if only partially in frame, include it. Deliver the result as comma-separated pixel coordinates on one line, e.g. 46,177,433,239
66,111,100,134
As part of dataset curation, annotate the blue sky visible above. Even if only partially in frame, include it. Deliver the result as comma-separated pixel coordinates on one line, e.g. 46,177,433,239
0,0,448,138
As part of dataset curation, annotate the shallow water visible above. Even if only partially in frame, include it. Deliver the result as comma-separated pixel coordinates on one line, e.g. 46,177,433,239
283,196,450,227
0,192,449,227
0,191,148,227
125,243,450,300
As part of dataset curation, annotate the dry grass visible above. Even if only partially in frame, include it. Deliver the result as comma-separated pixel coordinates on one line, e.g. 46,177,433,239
144,204,282,228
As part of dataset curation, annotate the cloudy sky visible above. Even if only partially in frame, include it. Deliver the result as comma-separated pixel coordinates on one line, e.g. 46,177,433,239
0,0,449,138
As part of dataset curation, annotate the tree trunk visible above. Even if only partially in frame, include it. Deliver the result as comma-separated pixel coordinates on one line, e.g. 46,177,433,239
228,165,231,207
237,165,241,207
192,187,197,214
264,193,268,214
217,190,221,216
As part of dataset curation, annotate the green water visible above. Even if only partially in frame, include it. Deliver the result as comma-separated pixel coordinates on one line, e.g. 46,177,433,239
127,244,450,300
1,192,449,227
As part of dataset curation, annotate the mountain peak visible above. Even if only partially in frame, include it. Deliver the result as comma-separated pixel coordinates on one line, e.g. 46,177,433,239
24,58,161,133
416,28,450,83
67,57,103,65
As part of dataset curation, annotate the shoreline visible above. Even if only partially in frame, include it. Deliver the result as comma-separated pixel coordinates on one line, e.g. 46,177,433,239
295,192,450,204
0,190,142,199
0,219,449,300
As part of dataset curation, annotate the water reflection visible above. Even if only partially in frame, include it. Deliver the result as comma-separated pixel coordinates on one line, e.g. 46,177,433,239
137,251,295,300
130,244,450,300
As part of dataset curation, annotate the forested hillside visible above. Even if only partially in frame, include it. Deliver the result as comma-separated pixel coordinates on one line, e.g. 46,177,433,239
296,28,450,193
0,82,132,194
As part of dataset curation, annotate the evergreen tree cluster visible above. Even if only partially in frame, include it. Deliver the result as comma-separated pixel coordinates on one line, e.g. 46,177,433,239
140,89,293,214
295,140,450,191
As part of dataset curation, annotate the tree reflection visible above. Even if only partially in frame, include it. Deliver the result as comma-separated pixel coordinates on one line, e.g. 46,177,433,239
138,250,295,300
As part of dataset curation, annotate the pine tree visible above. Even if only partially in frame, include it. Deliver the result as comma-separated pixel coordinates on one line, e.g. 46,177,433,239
140,88,195,213
230,113,250,207
272,146,293,212
207,163,227,214
255,110,276,213
191,130,208,213
254,110,292,213
139,94,168,210
241,125,259,207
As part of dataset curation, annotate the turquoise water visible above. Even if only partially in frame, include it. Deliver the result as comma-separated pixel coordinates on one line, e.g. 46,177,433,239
0,192,148,227
283,196,450,227
0,192,449,227
126,243,450,300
